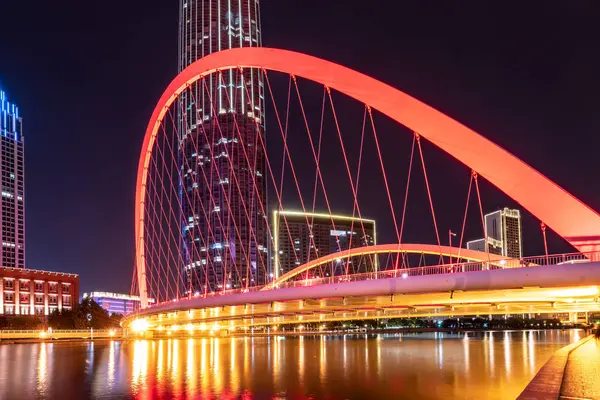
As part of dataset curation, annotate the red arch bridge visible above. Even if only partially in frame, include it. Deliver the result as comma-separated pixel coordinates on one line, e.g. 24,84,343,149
123,48,600,336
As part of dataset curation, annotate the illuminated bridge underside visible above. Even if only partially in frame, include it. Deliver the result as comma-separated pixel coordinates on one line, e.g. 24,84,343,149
267,243,507,288
136,47,600,308
123,262,600,331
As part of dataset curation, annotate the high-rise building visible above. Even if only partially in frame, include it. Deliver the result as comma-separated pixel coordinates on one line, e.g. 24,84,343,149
467,208,523,258
273,211,377,279
0,89,25,269
179,1,267,293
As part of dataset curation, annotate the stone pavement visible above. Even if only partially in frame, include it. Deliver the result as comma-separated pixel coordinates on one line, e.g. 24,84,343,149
518,335,598,400
560,335,600,400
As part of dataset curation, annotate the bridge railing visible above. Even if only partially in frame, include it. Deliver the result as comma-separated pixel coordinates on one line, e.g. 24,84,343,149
270,251,600,289
147,251,600,308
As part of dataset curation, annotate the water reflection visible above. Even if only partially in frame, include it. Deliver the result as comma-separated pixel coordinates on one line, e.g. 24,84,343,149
37,342,48,395
0,330,585,400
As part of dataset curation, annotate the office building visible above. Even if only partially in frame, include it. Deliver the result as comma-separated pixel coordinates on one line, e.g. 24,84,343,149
273,211,377,279
82,292,155,315
179,0,267,293
0,89,25,269
0,267,78,316
467,208,523,258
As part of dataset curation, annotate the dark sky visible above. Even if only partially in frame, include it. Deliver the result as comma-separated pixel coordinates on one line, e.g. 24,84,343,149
1,1,599,295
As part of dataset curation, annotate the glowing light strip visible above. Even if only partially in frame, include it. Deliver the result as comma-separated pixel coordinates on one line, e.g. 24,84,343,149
275,210,376,224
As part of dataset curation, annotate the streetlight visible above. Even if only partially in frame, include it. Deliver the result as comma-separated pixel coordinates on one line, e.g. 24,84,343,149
449,230,457,265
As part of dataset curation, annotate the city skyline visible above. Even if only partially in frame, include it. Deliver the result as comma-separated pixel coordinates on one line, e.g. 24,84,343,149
0,1,598,295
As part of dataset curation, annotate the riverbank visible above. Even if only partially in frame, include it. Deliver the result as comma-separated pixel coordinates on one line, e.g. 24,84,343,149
518,334,599,399
0,337,120,345
1,326,588,344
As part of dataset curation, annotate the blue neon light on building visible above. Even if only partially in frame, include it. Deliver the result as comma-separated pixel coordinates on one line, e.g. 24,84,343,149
0,88,25,269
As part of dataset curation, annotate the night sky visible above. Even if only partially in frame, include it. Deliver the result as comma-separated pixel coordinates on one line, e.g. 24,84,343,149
1,1,599,295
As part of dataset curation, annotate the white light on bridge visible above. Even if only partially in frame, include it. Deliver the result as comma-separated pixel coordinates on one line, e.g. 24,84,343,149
131,319,149,333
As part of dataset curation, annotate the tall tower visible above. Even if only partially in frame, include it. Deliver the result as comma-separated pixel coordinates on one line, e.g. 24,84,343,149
485,208,523,258
467,208,523,258
178,1,267,293
0,89,25,269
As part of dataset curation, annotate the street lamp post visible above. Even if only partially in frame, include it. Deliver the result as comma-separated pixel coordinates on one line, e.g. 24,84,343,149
449,230,457,265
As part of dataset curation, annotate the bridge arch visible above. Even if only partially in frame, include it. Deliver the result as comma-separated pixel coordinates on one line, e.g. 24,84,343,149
265,243,507,289
136,47,600,307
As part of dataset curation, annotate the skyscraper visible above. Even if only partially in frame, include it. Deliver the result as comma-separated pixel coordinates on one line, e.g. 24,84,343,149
0,89,25,269
467,208,523,258
273,211,377,279
179,1,267,293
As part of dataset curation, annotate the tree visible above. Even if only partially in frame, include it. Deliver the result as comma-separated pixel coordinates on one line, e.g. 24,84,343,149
47,299,120,330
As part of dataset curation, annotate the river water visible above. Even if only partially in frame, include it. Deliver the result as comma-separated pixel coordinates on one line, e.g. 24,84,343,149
0,330,583,399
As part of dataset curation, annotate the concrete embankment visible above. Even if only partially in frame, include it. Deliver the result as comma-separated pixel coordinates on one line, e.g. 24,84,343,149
518,334,598,400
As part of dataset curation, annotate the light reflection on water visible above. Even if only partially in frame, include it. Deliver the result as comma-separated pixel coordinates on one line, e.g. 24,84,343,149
0,330,583,400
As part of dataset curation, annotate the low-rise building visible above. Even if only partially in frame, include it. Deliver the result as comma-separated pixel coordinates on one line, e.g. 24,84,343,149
81,292,154,315
0,267,79,316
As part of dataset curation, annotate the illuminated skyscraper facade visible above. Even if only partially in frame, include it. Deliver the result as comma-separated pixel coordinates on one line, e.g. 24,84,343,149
0,90,25,269
273,211,377,279
467,208,523,258
179,1,267,293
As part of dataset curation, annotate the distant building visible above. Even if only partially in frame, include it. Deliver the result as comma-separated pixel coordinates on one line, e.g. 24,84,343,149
272,211,377,279
0,267,79,316
466,238,486,253
467,208,523,258
0,89,25,269
82,292,155,315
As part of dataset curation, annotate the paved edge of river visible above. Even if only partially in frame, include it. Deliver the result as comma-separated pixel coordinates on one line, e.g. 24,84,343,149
517,334,594,400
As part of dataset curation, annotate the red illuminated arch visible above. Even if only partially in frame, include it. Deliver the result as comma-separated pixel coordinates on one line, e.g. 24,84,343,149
135,47,600,307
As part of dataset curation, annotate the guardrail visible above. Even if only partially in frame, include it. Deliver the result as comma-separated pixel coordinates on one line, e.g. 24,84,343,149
0,329,122,340
146,251,600,309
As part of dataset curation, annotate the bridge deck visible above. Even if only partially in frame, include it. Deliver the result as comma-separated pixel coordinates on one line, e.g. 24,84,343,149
123,262,600,333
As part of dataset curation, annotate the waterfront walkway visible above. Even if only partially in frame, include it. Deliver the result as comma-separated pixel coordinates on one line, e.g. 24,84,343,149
560,335,600,399
519,334,600,400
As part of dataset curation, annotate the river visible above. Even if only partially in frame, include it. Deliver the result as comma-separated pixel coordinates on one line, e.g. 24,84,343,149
0,330,584,399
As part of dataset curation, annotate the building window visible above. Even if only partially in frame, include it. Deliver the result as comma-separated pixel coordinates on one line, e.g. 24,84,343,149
20,306,30,315
62,295,71,306
4,279,14,290
35,282,44,292
48,295,58,305
19,281,29,291
35,307,44,316
4,305,15,315
48,283,58,293
4,293,14,303
35,294,44,304
20,294,29,304
61,284,70,293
